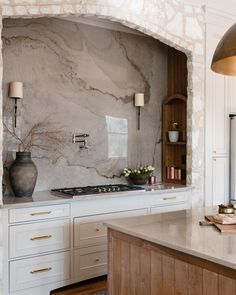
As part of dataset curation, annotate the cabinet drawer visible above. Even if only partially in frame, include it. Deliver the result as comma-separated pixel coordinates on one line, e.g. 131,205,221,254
152,192,187,206
9,204,70,223
9,219,70,258
10,251,70,292
74,208,148,248
74,245,107,280
150,202,187,215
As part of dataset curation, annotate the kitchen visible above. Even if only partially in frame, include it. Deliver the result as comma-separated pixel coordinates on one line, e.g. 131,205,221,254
0,1,235,295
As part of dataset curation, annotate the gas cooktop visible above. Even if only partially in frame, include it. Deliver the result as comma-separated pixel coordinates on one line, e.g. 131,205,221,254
51,184,145,197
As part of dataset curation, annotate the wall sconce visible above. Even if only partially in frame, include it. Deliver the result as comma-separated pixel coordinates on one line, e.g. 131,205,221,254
9,81,23,128
134,93,144,130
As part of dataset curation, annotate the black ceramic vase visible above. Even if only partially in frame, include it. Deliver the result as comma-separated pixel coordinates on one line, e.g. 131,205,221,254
129,174,149,185
9,152,38,197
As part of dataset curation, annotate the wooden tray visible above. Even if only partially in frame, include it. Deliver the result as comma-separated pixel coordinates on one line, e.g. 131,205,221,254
205,216,236,233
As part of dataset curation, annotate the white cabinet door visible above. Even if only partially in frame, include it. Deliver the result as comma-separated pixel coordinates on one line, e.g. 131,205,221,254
212,157,229,205
74,208,148,248
205,21,231,207
206,23,229,156
227,76,236,114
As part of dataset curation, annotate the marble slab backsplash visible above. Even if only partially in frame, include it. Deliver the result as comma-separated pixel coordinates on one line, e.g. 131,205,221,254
2,17,167,192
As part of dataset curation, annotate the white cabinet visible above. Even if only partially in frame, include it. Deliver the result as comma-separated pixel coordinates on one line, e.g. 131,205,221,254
204,13,235,206
205,22,229,156
9,203,70,223
74,208,148,248
3,189,191,295
9,219,70,258
212,157,229,205
10,251,70,292
74,245,107,281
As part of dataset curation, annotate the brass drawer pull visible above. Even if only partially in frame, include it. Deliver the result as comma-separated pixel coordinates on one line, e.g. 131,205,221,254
163,196,177,200
30,235,52,241
30,211,52,216
95,228,100,232
95,258,100,262
30,267,52,274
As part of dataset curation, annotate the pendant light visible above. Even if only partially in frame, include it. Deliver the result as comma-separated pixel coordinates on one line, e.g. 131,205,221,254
211,23,236,76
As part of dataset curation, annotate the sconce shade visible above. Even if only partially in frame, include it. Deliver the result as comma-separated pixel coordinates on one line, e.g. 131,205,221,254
134,93,144,107
211,23,236,76
9,81,23,98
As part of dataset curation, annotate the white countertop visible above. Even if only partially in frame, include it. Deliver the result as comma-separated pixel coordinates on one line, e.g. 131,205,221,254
1,183,192,209
105,208,236,270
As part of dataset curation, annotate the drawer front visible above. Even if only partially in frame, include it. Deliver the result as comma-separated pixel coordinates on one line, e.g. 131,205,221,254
74,208,148,248
150,202,187,215
9,219,70,258
10,251,70,292
152,192,187,206
9,204,70,223
74,245,107,280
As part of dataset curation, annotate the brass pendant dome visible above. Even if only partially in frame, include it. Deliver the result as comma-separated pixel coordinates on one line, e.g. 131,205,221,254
211,23,236,76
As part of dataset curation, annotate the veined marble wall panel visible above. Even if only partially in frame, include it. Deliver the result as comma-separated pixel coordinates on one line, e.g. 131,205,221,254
2,18,168,191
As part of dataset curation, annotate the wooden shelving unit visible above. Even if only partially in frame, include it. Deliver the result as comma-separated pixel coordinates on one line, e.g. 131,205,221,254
162,48,187,185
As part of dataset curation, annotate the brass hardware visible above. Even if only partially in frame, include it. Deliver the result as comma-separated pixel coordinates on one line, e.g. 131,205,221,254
163,196,177,200
95,258,100,262
30,211,52,216
95,228,100,232
30,267,52,274
30,235,52,241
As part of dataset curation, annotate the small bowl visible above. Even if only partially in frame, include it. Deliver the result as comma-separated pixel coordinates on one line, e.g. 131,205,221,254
218,204,234,214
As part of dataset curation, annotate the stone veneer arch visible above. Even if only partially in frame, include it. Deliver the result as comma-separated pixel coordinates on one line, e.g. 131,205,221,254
0,0,205,207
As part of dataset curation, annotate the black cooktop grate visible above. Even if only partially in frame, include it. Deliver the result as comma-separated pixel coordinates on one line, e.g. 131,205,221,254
51,184,144,196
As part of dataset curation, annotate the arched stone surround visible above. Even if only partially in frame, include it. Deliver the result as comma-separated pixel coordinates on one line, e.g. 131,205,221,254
0,0,205,207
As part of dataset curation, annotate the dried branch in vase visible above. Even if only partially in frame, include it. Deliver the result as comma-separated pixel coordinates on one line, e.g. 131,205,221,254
3,117,66,153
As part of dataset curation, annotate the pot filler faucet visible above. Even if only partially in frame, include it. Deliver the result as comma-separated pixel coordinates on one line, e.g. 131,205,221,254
72,133,89,149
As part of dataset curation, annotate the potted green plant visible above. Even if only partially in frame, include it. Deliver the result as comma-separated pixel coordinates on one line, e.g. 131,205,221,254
123,165,155,185
168,122,179,142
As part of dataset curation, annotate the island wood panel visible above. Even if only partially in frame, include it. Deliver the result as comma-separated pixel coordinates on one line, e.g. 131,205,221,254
108,229,236,295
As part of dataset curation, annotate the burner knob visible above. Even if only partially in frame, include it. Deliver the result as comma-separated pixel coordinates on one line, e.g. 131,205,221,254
112,187,116,192
117,187,120,191
102,188,106,192
107,188,111,192
98,188,102,193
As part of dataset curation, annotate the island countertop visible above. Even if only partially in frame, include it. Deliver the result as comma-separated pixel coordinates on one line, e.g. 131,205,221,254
104,208,236,271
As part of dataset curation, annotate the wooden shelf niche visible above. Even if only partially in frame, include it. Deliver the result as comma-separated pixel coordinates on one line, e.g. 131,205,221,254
162,47,188,185
163,94,187,184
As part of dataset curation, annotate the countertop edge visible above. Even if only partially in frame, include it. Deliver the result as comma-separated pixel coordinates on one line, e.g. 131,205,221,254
1,185,193,209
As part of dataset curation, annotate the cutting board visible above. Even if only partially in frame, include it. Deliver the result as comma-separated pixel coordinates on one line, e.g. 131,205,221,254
205,216,236,233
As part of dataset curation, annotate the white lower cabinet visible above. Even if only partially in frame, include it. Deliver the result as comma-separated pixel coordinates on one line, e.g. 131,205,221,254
74,208,148,248
151,202,187,214
10,251,70,292
74,245,107,281
9,219,70,258
4,189,191,294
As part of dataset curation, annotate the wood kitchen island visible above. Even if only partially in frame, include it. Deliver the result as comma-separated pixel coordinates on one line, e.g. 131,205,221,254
105,209,236,295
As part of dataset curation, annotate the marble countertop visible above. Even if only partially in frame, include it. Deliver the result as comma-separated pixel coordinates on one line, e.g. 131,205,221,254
105,208,236,270
1,183,192,209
